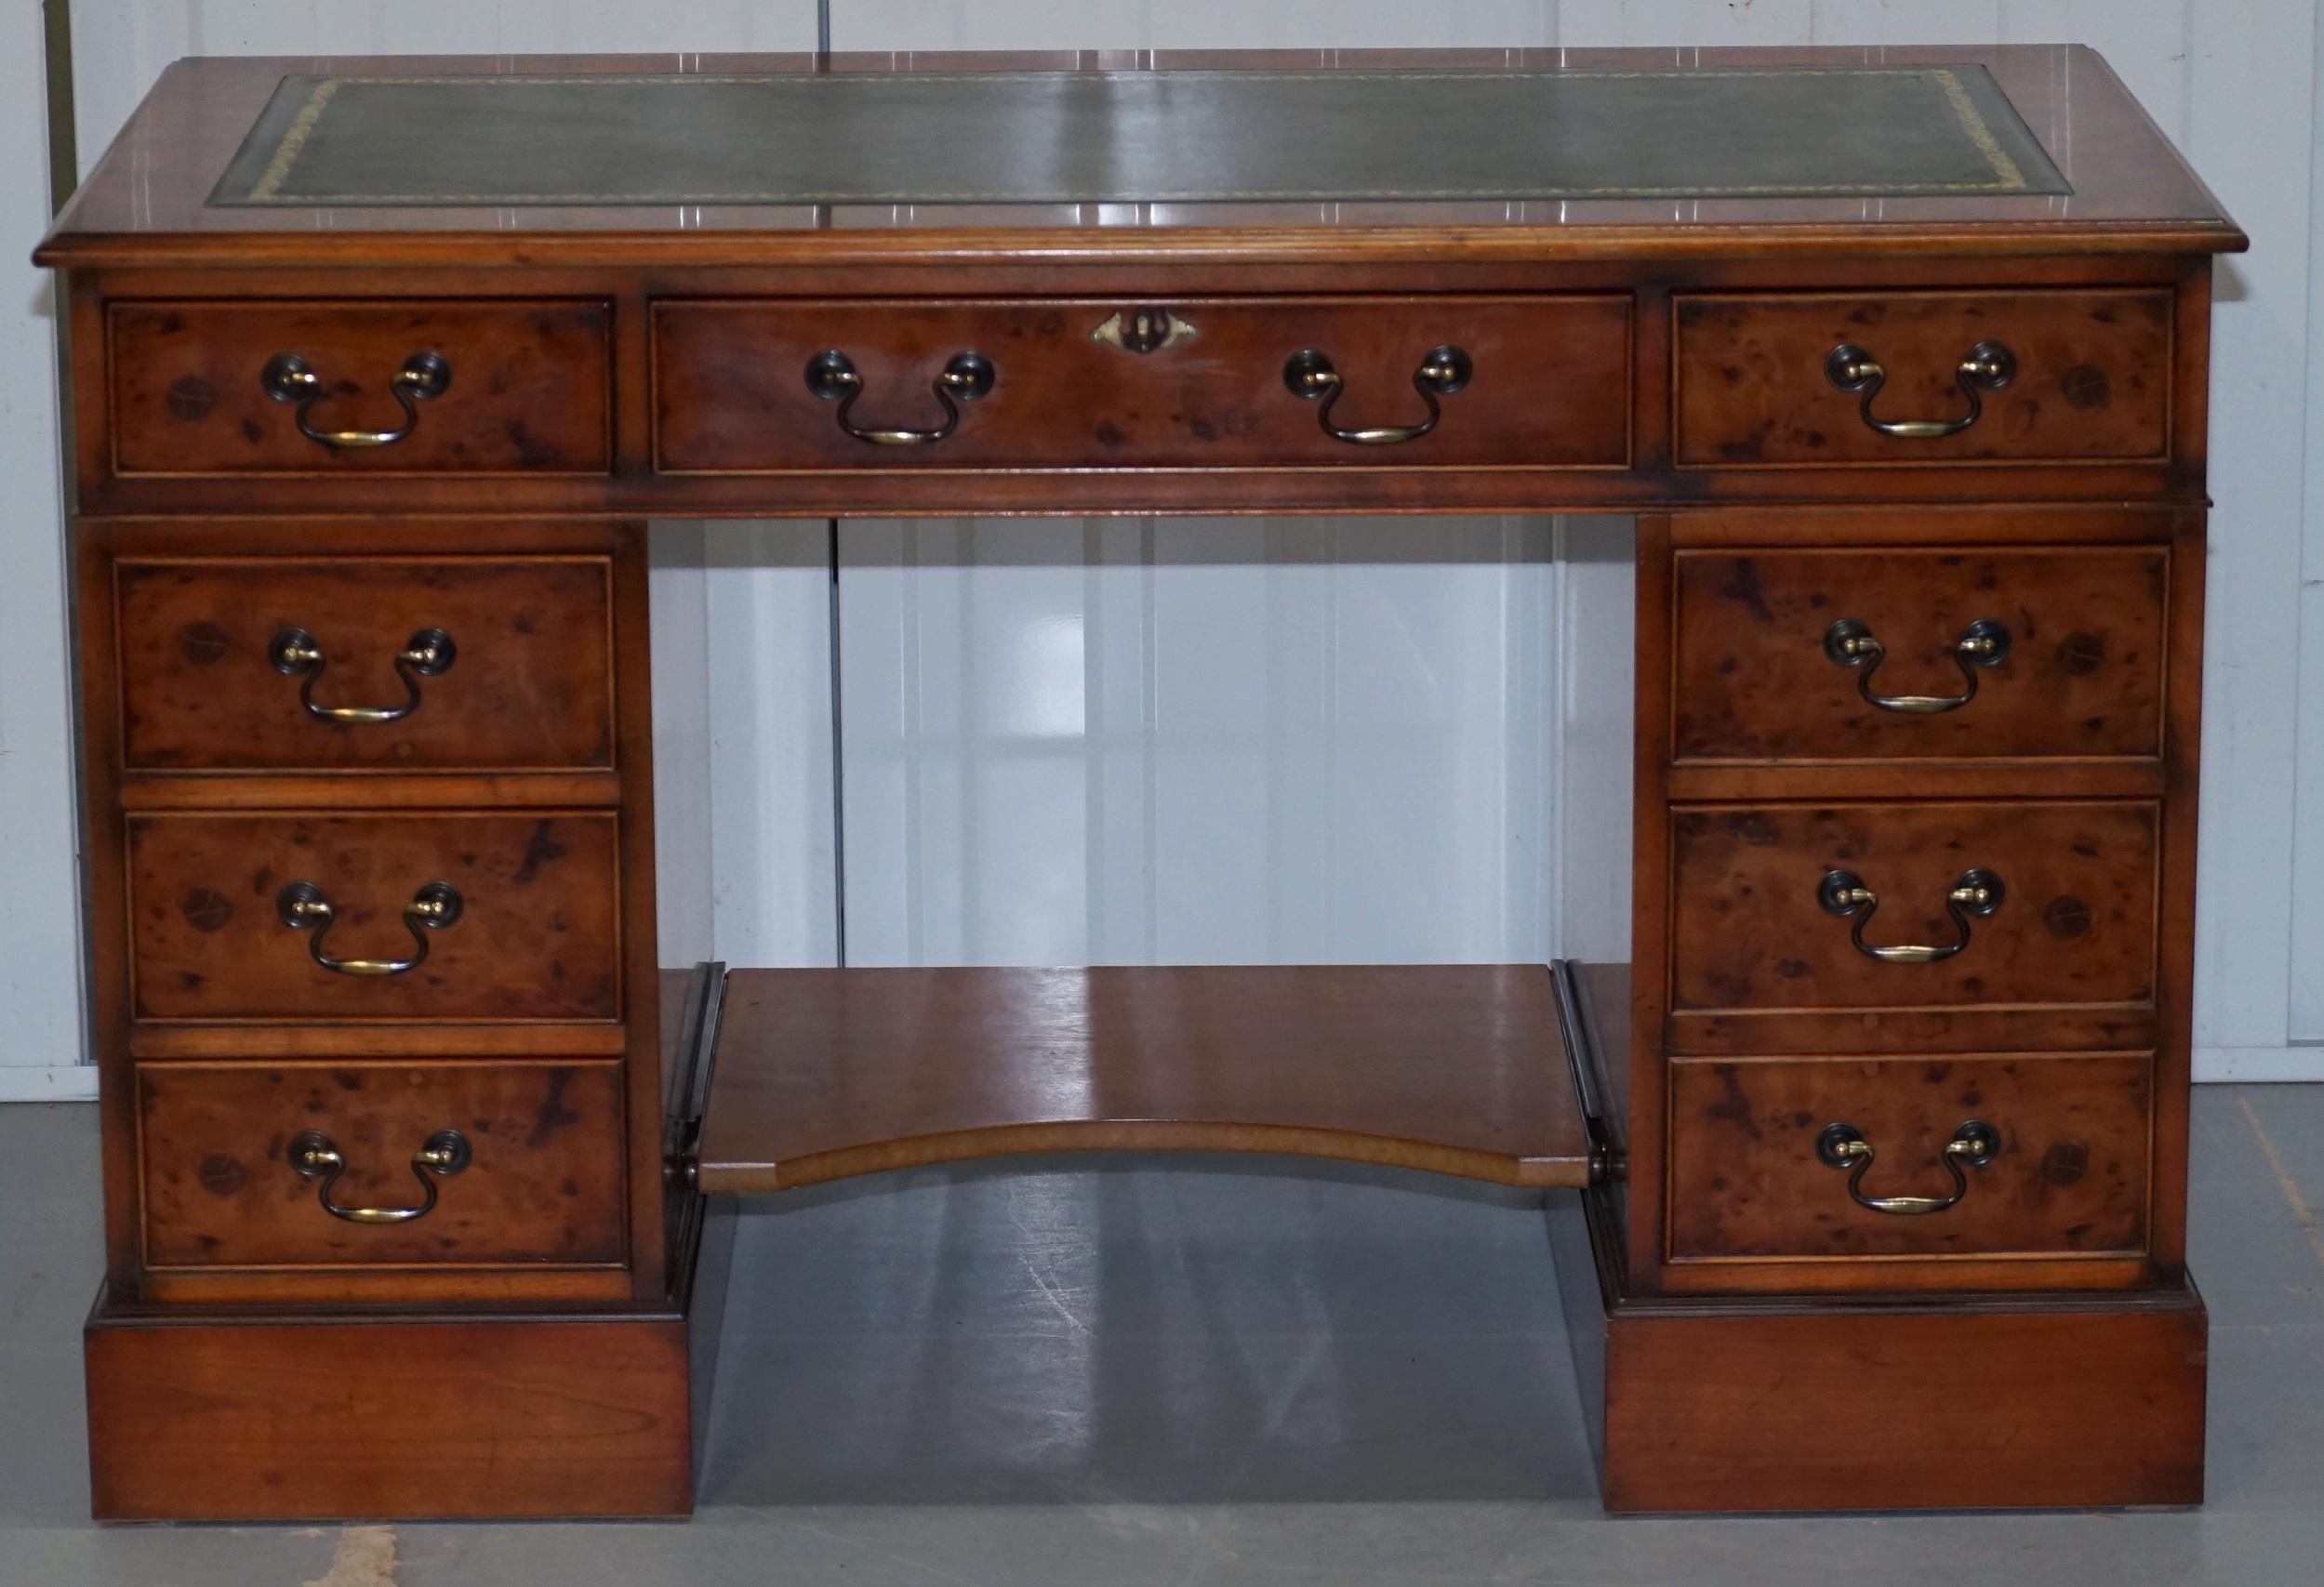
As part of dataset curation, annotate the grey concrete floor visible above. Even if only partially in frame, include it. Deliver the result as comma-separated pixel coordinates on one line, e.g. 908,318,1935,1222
6,1089,2324,1585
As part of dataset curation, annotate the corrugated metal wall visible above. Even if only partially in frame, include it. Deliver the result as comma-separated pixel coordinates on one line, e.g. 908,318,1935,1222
2,0,2316,1094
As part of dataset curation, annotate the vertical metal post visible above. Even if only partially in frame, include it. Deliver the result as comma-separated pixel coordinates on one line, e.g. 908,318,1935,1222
42,0,74,211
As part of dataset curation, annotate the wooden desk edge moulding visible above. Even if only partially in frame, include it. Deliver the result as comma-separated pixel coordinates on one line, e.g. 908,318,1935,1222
40,44,2242,1519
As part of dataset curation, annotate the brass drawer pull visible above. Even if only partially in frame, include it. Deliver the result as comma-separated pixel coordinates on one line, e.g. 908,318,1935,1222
1825,339,2015,440
1824,616,2010,714
1816,1119,1998,1215
291,1128,471,1224
261,350,450,449
1817,866,2004,964
804,349,994,444
1284,344,1471,445
275,879,463,976
268,627,456,724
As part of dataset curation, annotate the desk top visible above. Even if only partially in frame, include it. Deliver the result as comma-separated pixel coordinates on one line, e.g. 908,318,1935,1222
40,46,2240,267
208,64,2068,208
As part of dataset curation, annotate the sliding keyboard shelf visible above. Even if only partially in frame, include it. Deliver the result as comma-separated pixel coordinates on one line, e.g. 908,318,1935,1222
696,965,1596,1192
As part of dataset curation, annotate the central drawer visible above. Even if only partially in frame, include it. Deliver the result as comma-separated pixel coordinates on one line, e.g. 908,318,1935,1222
652,296,1633,471
126,812,622,1024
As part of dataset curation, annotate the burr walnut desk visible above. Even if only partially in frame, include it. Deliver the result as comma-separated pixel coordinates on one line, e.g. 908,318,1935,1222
37,46,2243,1518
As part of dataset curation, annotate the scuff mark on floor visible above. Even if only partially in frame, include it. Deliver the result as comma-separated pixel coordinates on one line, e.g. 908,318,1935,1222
302,1526,398,1587
2238,1093,2324,1276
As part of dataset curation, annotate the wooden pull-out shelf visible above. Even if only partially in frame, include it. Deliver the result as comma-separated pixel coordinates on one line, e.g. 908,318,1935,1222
696,965,1595,1192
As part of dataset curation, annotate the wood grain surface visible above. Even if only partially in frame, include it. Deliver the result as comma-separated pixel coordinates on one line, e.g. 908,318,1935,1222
1670,543,2170,764
1596,1284,2206,1512
86,1309,692,1519
138,1059,626,1270
698,964,1594,1190
109,298,612,475
126,811,622,1024
1667,800,2159,1017
116,554,615,771
654,295,1631,471
1673,289,2173,466
1664,1051,2152,1265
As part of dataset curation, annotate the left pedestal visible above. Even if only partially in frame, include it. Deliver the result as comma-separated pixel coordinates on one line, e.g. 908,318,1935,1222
72,497,703,1519
80,960,732,1523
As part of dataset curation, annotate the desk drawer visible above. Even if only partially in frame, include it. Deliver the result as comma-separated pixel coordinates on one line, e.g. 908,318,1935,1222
1667,800,2158,1017
139,1060,625,1270
108,299,612,476
116,556,615,772
1673,289,2171,467
126,812,621,1024
652,296,1632,471
1671,545,2169,762
1666,1053,2151,1264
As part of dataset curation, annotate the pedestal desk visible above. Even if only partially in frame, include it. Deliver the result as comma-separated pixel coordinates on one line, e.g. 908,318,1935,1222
37,46,2244,1518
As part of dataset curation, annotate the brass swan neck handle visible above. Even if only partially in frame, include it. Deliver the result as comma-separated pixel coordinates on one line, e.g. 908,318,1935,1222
269,627,456,725
1824,616,2010,715
804,349,994,445
1826,339,2016,440
1816,1120,1999,1215
275,880,463,977
262,350,450,449
1817,867,2004,965
291,1129,471,1224
1283,344,1472,445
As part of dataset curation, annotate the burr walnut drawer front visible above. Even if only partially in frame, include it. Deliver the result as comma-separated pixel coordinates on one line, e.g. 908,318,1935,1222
114,556,615,772
126,813,621,1024
1667,800,2159,1018
107,299,612,476
137,1061,625,1270
1671,545,2170,763
651,296,1632,471
1672,289,2172,467
1665,1053,2152,1264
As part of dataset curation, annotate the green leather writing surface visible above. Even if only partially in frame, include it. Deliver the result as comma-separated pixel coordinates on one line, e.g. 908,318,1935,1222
211,66,2067,208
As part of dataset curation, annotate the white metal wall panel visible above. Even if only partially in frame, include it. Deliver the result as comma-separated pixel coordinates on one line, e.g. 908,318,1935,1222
704,524,841,968
0,10,84,1099
2299,0,2324,1044
830,2,1557,50
838,519,1555,967
1556,1,1814,47
2179,0,2316,1070
71,0,822,169
1809,2,2004,43
1553,520,1634,968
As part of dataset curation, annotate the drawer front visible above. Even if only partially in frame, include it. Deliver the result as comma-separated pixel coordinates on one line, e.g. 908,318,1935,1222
139,1061,625,1268
127,813,621,1023
110,299,612,475
653,296,1632,471
1666,1053,2151,1262
1668,801,2158,1015
1673,289,2171,467
1671,546,2169,762
117,556,615,772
